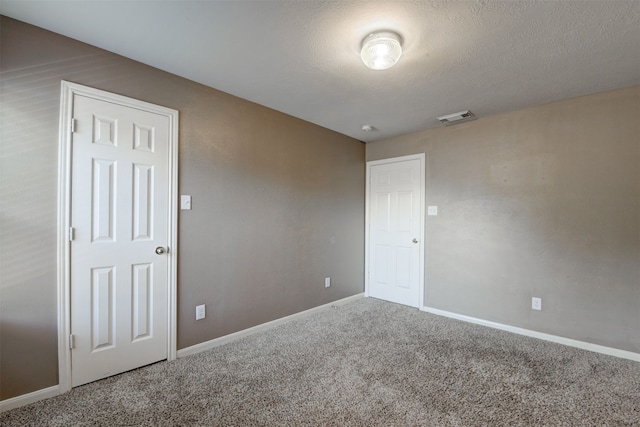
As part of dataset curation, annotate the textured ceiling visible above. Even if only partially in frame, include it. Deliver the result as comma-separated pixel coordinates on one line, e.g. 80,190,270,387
1,1,639,142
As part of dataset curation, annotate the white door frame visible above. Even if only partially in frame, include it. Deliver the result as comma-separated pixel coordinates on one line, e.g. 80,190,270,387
57,81,179,393
365,153,426,309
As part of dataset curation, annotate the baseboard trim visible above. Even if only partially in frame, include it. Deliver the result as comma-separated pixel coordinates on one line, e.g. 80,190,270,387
421,305,640,362
0,385,60,413
177,293,365,358
1,294,365,412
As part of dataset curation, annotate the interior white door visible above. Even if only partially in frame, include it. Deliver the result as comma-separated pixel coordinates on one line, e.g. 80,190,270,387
367,156,423,307
70,94,170,387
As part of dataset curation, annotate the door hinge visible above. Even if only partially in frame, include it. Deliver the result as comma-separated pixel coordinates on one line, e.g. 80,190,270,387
69,226,75,242
69,334,75,349
70,118,77,133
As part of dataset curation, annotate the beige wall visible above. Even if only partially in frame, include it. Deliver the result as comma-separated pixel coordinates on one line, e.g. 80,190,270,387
0,16,365,400
367,85,640,353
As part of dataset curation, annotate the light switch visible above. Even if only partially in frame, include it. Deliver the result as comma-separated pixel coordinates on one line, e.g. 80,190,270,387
181,195,192,210
428,205,438,216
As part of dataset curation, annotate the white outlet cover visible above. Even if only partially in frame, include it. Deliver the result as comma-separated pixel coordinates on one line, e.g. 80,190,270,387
325,277,331,288
427,205,438,216
196,304,206,320
531,297,542,311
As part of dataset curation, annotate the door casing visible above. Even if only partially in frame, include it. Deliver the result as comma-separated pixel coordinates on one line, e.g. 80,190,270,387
365,153,426,309
57,81,179,392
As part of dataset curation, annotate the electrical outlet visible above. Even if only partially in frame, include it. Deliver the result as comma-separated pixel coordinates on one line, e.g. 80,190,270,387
325,277,331,288
531,297,542,311
196,304,206,320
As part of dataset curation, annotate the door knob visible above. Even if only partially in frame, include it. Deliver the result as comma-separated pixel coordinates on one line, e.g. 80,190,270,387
155,246,166,255
412,238,418,244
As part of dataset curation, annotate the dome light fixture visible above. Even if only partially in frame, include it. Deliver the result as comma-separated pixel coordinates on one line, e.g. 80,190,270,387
360,31,403,70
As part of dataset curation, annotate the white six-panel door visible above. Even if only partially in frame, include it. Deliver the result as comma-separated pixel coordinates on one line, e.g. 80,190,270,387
366,155,424,308
69,94,171,387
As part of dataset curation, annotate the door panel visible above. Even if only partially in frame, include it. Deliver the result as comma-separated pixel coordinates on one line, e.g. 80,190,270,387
91,158,116,242
132,163,153,240
91,266,115,351
132,263,152,341
70,95,169,387
368,157,423,307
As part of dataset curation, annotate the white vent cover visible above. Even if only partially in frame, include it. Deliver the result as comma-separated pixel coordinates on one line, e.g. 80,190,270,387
437,110,476,126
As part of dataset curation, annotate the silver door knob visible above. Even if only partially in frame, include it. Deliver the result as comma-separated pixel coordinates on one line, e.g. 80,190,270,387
412,238,418,244
155,246,166,255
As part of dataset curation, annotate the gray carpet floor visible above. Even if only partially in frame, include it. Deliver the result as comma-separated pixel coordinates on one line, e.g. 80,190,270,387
1,297,639,426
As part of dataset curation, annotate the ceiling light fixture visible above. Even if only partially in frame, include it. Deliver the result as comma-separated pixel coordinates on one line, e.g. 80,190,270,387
360,31,403,70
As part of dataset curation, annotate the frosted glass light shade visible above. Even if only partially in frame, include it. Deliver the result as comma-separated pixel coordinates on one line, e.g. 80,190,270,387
360,31,402,70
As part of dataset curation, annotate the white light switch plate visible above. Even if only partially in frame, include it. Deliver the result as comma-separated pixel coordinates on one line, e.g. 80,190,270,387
181,195,192,210
428,205,438,216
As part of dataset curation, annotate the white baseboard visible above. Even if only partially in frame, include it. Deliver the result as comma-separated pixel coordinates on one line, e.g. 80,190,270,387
421,305,640,362
1,294,364,412
0,385,60,413
9,295,630,414
178,293,364,358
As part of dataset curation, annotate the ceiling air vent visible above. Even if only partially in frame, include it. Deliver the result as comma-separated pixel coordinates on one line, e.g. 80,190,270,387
437,110,476,126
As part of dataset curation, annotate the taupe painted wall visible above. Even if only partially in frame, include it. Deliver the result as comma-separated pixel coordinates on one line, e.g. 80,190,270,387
367,85,640,353
0,16,365,400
